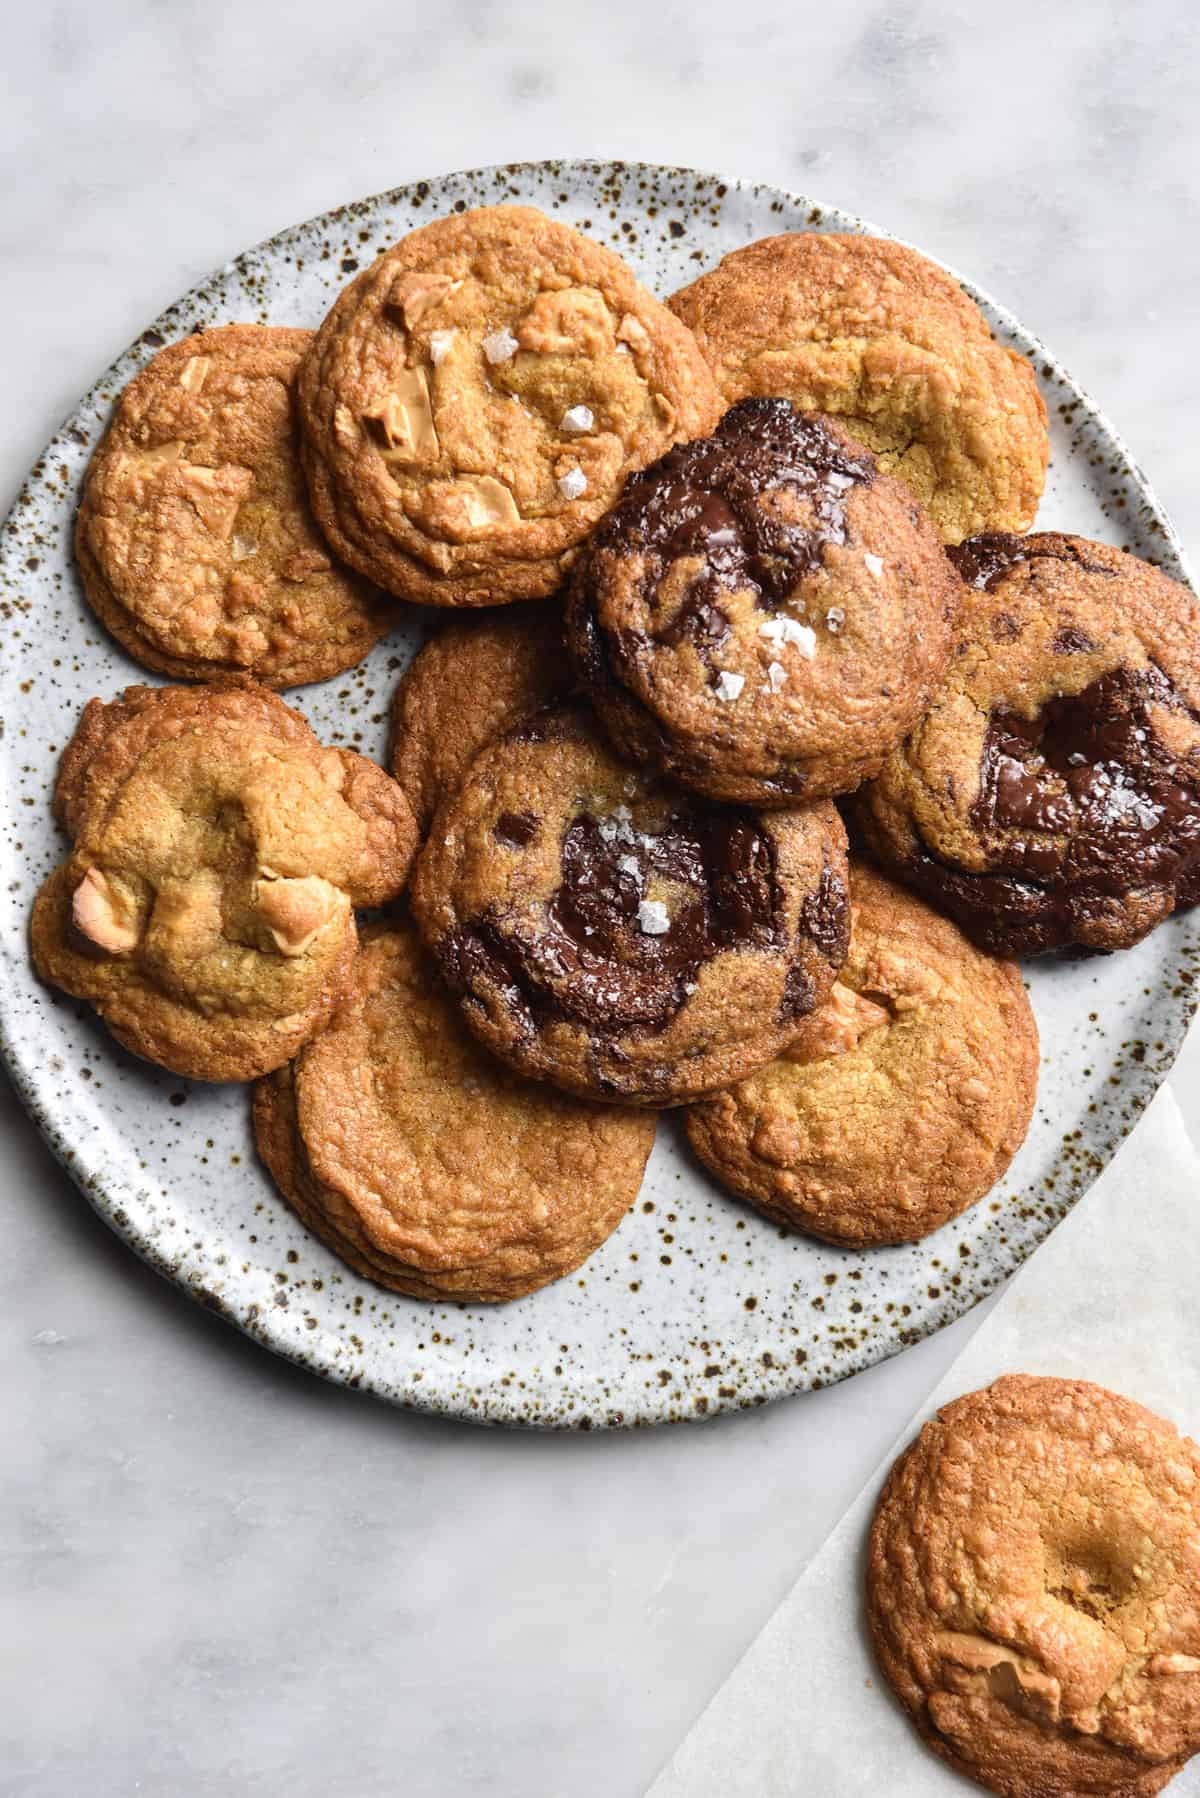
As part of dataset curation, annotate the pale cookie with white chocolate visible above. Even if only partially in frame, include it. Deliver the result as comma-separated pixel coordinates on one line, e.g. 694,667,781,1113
868,1375,1200,1797
685,861,1037,1244
296,205,721,606
31,680,418,1081
76,326,389,687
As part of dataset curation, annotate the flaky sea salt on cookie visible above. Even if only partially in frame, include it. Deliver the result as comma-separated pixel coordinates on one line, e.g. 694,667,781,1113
296,205,721,606
254,922,656,1303
75,325,389,687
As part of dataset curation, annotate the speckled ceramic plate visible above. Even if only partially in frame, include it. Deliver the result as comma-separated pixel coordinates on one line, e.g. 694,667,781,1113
1,160,1197,1428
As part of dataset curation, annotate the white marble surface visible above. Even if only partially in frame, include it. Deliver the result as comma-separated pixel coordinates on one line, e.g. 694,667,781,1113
3,4,1200,1793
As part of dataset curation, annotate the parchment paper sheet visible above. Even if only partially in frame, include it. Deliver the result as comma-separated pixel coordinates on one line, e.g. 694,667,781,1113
648,1087,1200,1797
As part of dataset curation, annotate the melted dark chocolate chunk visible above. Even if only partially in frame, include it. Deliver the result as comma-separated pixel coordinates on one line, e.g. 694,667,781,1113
949,533,1120,593
586,398,875,657
494,811,539,848
890,663,1200,953
973,666,1200,888
439,796,847,1039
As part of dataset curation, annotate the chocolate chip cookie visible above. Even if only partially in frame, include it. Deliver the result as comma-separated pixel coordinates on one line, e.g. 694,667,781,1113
409,704,849,1104
868,1375,1200,1797
254,922,657,1302
669,233,1048,544
390,600,574,834
685,861,1037,1244
32,681,417,1080
76,325,389,686
566,399,961,803
858,533,1200,955
297,204,722,607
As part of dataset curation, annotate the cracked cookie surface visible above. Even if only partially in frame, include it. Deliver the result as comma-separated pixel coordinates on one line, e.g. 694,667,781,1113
685,861,1037,1244
32,680,417,1080
858,533,1200,955
409,703,849,1105
566,399,962,803
868,1375,1200,1797
669,233,1048,544
297,204,721,606
76,325,389,686
390,600,574,834
254,922,656,1302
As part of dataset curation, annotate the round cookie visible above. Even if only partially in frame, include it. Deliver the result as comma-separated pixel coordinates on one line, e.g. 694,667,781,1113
858,533,1200,956
685,861,1037,1245
254,923,657,1302
669,232,1048,544
32,680,417,1081
390,600,574,834
868,1375,1200,1797
75,325,389,686
297,204,722,606
410,705,850,1105
566,399,962,804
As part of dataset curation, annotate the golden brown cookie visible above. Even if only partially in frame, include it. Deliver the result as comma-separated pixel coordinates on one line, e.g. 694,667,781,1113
390,600,574,834
685,861,1037,1245
858,533,1200,956
254,922,656,1302
868,1375,1200,1797
566,400,961,803
296,204,722,606
75,325,389,686
32,681,417,1081
669,233,1048,544
410,704,849,1106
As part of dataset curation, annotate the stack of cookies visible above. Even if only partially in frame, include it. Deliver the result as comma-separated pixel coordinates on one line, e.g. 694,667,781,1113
32,204,1200,1300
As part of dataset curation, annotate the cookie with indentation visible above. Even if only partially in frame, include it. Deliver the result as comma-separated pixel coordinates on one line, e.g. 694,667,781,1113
254,922,656,1302
685,861,1037,1244
390,600,574,834
31,680,417,1080
296,204,722,606
75,325,389,686
566,400,962,804
669,233,1048,544
857,533,1200,956
868,1374,1200,1797
409,703,849,1106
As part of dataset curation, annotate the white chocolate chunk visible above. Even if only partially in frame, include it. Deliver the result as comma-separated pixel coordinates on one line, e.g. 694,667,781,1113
177,356,211,393
386,272,462,329
482,327,519,365
365,366,439,461
715,670,745,702
637,899,670,935
557,466,588,501
457,475,520,530
71,869,139,955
